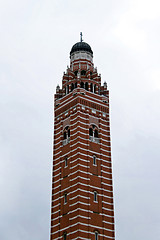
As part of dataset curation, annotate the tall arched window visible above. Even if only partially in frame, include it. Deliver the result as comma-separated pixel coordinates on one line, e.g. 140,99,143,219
65,157,68,167
95,231,98,240
94,84,96,93
89,125,99,143
63,126,70,146
94,191,98,202
93,155,96,165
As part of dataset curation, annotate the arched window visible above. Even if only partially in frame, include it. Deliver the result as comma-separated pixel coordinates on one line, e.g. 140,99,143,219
63,126,70,146
81,82,84,88
89,125,99,143
63,232,67,240
93,155,96,165
90,83,93,92
95,231,98,240
85,82,88,90
94,84,96,93
94,191,98,202
65,157,68,167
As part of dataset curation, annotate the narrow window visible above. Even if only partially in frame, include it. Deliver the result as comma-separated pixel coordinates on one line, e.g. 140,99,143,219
63,232,67,240
64,193,67,204
93,155,96,165
94,191,98,202
95,231,98,240
68,128,70,138
71,83,74,91
90,83,93,92
89,128,93,136
85,82,88,90
67,85,69,94
94,84,96,93
65,157,68,167
64,131,67,140
94,129,98,138
81,82,84,88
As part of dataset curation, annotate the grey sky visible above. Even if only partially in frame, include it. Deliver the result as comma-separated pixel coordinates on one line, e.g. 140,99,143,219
0,0,160,239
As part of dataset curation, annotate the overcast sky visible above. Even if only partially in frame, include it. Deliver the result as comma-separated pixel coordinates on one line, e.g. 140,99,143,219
0,0,160,239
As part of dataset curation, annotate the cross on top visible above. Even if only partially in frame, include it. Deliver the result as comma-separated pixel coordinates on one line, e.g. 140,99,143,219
80,32,83,42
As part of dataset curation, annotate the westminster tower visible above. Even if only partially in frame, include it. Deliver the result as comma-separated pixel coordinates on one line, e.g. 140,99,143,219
50,34,115,240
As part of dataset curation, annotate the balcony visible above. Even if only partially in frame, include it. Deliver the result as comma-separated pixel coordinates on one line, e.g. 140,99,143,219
63,137,70,146
89,136,100,143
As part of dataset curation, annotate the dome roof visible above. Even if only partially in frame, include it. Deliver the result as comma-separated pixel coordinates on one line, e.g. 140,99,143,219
70,41,93,55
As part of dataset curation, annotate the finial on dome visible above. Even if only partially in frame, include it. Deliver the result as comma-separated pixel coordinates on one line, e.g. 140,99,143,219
80,32,83,42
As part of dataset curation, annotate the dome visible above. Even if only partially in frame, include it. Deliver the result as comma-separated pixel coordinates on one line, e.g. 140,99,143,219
70,41,93,55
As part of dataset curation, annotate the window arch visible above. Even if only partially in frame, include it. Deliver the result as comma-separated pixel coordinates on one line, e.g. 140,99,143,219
89,125,99,143
63,126,70,146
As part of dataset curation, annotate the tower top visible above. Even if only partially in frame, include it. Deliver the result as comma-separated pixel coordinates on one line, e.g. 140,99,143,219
70,41,93,55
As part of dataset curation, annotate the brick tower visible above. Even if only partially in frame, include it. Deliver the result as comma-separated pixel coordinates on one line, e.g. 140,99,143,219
51,34,115,240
